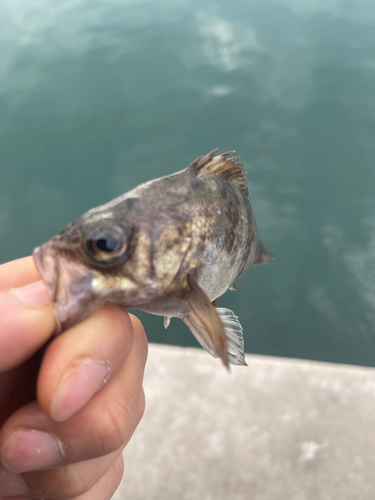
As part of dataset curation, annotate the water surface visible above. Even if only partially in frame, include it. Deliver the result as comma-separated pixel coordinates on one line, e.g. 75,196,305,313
1,0,375,365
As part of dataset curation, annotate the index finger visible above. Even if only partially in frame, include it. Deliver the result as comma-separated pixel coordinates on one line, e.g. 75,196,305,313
0,282,55,372
0,256,40,290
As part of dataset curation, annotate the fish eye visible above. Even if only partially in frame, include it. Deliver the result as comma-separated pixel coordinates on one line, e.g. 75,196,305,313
85,224,128,265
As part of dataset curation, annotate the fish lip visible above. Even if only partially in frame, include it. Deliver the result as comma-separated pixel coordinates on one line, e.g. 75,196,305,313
33,242,102,334
33,242,63,333
33,243,59,299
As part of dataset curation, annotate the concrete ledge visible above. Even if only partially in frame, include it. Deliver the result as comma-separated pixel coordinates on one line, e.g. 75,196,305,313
114,344,375,500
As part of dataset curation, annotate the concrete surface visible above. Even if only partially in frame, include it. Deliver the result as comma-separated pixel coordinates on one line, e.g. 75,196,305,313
114,344,375,500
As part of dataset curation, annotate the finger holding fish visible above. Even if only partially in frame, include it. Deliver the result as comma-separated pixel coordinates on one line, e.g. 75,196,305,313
1,399,144,500
1,310,147,469
0,257,147,498
0,281,55,373
37,303,135,423
0,279,136,421
0,310,147,499
0,256,40,291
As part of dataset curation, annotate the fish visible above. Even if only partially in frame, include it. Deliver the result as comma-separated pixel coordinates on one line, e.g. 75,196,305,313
33,149,273,368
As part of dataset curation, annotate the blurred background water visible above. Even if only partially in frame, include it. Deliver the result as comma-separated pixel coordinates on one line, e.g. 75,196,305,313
1,0,375,366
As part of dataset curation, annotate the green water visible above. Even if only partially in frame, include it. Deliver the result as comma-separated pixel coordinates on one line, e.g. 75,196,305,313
1,0,375,366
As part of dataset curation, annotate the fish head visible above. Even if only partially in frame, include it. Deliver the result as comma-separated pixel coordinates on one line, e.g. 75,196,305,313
33,196,192,333
33,194,146,332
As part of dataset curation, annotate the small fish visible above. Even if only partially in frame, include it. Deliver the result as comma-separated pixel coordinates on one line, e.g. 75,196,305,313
33,149,273,368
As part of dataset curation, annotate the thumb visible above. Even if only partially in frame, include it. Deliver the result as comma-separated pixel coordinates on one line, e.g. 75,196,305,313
0,281,55,372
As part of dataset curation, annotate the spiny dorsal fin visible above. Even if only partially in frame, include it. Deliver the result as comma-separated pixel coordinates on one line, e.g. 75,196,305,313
187,148,249,197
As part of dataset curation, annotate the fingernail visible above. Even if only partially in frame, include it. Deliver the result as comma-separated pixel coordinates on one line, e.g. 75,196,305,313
13,281,50,307
0,463,30,496
51,359,111,422
2,430,64,473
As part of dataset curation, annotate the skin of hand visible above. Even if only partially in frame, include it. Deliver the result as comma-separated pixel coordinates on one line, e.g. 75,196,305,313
0,256,148,500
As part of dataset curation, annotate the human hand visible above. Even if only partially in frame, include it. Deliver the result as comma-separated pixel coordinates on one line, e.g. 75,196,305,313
0,256,148,499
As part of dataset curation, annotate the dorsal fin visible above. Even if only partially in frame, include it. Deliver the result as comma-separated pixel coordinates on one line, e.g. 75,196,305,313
187,148,249,197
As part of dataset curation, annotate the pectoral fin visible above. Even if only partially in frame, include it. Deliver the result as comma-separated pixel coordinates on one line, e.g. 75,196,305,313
182,306,247,366
186,274,229,368
216,308,247,366
182,313,219,359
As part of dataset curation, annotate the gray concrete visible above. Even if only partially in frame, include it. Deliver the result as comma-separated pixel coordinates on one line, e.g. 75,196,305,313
114,344,375,500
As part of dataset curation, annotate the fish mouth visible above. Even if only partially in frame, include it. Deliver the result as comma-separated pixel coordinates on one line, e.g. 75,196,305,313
33,243,59,301
33,242,104,334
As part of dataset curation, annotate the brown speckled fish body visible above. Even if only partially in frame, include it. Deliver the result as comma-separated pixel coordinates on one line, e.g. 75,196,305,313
33,150,273,367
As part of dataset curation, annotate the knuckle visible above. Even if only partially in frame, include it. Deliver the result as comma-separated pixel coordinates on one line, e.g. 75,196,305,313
112,454,125,491
26,465,91,500
63,465,89,498
129,313,144,334
97,395,135,452
130,315,148,361
104,304,132,334
136,388,146,425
